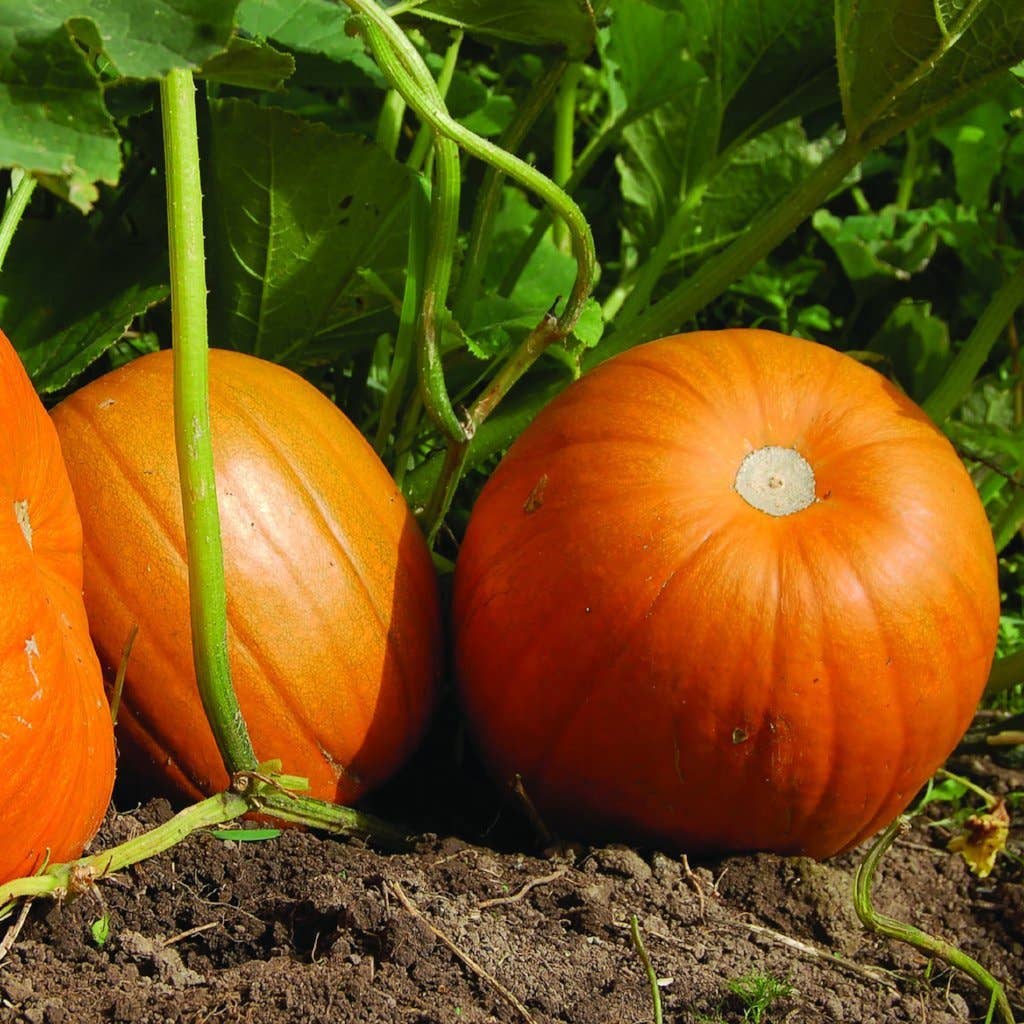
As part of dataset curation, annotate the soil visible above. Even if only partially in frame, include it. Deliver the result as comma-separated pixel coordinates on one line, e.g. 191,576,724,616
2,730,1022,1024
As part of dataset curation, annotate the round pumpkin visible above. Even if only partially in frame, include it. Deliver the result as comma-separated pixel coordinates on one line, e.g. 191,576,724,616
52,348,441,804
0,328,114,883
453,329,1000,858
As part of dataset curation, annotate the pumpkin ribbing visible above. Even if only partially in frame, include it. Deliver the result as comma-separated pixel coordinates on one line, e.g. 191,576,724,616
0,329,115,883
52,348,441,804
453,328,1000,859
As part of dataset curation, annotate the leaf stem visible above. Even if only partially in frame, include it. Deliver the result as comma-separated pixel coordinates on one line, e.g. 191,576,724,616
452,59,568,324
376,89,407,158
614,184,708,331
552,63,581,253
923,260,1024,423
0,172,37,273
375,177,430,455
160,69,258,776
586,135,869,367
853,817,1016,1024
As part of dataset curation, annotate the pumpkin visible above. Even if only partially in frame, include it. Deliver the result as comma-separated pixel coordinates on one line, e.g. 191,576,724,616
51,348,441,804
453,329,1000,859
0,328,115,883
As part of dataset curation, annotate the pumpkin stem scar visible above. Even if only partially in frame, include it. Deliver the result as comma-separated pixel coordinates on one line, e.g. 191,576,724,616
734,446,816,517
13,499,32,549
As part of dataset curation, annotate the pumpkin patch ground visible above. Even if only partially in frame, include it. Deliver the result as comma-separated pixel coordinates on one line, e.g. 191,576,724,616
3,745,1022,1023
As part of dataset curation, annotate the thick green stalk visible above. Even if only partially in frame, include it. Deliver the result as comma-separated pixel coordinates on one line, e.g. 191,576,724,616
452,59,568,324
160,70,258,776
551,64,581,253
421,312,563,538
854,818,1016,1024
585,135,870,367
923,260,1024,422
0,172,37,273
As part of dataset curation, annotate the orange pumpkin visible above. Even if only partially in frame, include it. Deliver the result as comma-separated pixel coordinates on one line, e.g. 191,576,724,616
0,328,114,883
52,349,441,804
453,329,1000,858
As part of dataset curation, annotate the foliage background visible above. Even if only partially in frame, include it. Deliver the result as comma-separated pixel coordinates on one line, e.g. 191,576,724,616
2,0,1024,712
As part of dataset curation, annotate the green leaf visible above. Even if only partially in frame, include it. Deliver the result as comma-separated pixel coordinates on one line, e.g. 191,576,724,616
571,297,603,349
90,914,111,948
60,1,238,79
0,21,119,211
812,207,940,295
870,298,951,401
485,188,581,319
599,0,708,121
695,0,838,149
608,0,839,270
0,218,168,391
837,0,1024,143
1,2,239,210
197,36,295,91
407,0,598,58
934,98,1013,208
235,0,383,85
205,98,413,364
621,120,835,267
446,68,516,137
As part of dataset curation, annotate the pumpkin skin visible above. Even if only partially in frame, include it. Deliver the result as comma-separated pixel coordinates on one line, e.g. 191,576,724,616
453,329,1000,859
0,329,115,883
51,348,441,804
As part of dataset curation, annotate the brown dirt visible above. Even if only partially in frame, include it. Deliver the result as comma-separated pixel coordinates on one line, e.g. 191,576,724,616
2,739,1022,1024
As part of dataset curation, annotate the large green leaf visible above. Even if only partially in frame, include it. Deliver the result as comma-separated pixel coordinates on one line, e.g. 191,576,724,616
407,0,598,58
204,99,414,365
1,2,238,210
197,36,295,91
599,1,708,123
837,0,1024,142
235,0,383,85
0,218,168,391
604,0,837,148
609,0,839,267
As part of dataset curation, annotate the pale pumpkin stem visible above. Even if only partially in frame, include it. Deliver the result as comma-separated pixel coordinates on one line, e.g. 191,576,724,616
734,447,817,517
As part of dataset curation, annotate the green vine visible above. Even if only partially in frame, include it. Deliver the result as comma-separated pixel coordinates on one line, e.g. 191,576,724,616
853,818,1016,1024
344,0,596,536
